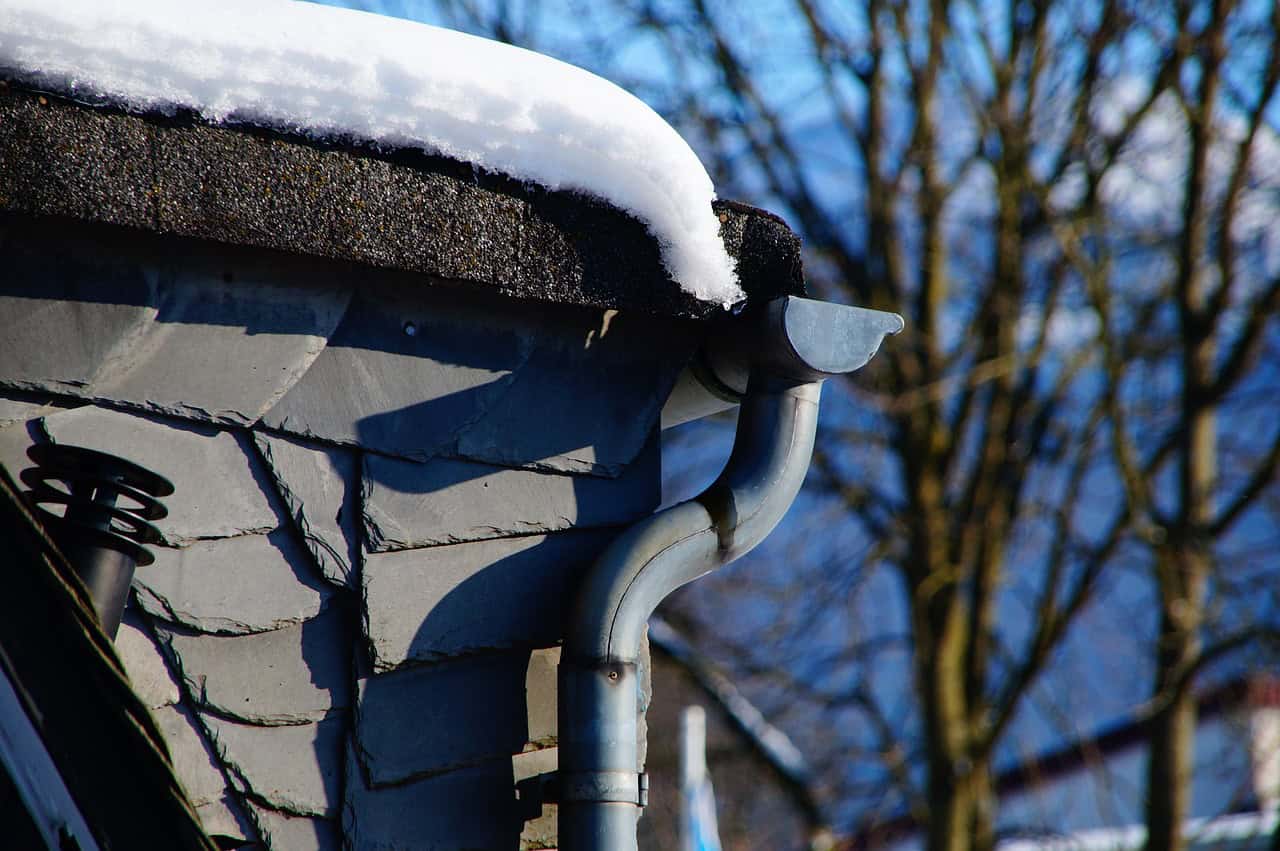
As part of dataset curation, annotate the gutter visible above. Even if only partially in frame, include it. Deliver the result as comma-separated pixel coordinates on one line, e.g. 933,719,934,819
558,295,903,851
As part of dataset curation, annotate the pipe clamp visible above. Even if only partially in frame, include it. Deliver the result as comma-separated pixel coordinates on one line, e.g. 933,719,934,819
559,771,648,807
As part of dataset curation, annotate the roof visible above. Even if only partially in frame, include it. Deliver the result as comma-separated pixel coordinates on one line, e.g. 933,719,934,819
0,79,805,319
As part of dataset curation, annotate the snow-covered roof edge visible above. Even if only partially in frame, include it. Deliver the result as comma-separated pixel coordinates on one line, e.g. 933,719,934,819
0,79,805,318
0,0,743,306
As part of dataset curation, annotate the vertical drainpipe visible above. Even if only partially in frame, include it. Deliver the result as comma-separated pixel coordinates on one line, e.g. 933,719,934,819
558,296,903,851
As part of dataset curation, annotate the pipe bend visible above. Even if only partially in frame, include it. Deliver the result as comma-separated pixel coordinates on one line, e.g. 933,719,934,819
565,377,821,666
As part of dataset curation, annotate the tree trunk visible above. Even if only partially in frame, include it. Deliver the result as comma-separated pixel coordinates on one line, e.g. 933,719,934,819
914,571,996,851
1144,590,1202,851
1145,394,1214,851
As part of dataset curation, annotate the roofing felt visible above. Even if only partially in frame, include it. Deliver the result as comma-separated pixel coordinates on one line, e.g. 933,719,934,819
0,79,805,319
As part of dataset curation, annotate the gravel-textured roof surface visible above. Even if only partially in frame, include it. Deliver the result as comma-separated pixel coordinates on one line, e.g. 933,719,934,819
0,80,804,318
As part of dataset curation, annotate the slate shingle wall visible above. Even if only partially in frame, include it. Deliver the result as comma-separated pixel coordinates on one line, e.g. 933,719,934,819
0,230,680,849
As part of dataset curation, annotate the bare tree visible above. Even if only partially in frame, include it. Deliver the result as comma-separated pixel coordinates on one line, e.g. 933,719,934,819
1053,3,1280,848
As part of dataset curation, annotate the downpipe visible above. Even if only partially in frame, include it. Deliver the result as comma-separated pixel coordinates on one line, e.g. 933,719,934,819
558,296,902,851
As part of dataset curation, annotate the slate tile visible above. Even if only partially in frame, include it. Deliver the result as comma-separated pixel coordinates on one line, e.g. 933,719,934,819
249,802,342,851
261,282,691,476
135,529,333,634
452,308,693,476
89,255,351,426
204,714,347,818
197,793,259,846
153,703,232,809
254,433,360,589
158,607,352,725
0,394,65,430
344,744,524,851
354,648,558,786
115,606,181,710
362,529,616,671
361,435,659,552
260,282,533,460
40,406,276,543
0,241,158,397
0,225,352,425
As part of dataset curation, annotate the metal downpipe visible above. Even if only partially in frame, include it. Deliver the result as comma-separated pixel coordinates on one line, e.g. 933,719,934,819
557,296,902,851
559,377,819,851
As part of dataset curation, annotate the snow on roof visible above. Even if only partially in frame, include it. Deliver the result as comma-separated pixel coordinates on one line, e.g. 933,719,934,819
0,0,743,306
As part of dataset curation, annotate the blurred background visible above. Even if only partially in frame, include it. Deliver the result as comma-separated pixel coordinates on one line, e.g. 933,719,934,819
315,2,1280,848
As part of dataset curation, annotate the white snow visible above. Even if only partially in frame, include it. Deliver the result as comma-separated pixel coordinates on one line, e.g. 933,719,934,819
0,0,743,306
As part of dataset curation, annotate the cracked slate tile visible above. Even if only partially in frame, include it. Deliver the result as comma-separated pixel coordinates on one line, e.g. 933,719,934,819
452,308,694,476
197,793,260,847
135,529,333,635
89,254,352,426
204,714,346,819
254,432,360,589
362,529,616,671
153,702,234,809
249,802,341,851
361,434,659,552
115,606,181,710
354,648,558,787
39,406,276,543
156,607,352,725
343,742,524,851
260,282,533,461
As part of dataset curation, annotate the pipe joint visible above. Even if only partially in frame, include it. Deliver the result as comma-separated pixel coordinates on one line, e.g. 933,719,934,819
559,772,648,807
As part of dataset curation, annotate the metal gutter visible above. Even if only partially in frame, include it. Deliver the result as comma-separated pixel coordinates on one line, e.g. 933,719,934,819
558,295,903,851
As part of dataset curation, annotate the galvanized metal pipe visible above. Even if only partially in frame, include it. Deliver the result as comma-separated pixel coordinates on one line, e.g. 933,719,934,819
559,296,903,851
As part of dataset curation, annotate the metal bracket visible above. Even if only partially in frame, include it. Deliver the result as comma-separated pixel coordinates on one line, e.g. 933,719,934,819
515,770,649,818
560,770,648,807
